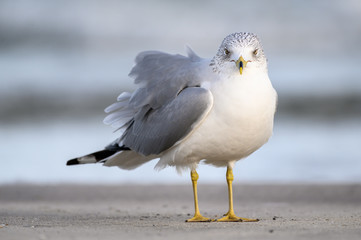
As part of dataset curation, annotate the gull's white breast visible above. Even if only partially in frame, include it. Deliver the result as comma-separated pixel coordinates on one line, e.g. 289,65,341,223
157,69,277,170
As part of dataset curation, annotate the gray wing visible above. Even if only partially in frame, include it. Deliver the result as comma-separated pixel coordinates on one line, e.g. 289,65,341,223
104,47,210,134
121,87,213,156
104,47,213,155
128,47,205,109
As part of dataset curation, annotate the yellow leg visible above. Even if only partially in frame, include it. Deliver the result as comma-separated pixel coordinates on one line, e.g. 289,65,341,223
217,166,259,222
186,170,213,222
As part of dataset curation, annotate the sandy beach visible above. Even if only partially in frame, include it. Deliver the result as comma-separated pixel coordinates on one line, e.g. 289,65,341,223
0,184,360,240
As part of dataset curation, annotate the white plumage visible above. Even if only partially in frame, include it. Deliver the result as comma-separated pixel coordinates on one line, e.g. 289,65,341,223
102,32,277,172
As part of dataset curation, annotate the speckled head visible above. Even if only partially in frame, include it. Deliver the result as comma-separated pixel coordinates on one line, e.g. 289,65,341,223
211,32,267,74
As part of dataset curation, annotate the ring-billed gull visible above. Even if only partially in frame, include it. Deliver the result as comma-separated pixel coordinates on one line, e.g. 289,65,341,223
67,32,277,222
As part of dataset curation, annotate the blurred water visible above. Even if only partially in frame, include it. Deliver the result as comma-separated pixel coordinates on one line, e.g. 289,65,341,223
1,0,361,184
1,116,361,184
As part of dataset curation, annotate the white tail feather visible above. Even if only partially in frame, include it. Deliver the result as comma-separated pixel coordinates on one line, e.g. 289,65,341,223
78,156,97,164
103,151,155,170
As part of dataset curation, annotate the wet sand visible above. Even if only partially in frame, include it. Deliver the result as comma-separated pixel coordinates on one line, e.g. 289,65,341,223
0,184,360,240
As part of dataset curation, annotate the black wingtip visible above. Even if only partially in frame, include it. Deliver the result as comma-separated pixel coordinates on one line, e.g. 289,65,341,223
66,148,128,166
66,158,80,166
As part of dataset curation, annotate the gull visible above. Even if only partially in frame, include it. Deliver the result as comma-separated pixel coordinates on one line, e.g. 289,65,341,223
67,32,277,222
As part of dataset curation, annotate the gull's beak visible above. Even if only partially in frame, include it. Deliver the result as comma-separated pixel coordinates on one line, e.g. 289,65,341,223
236,56,248,75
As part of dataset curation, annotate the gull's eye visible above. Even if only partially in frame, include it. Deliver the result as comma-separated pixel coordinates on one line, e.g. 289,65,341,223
224,48,230,56
253,48,259,56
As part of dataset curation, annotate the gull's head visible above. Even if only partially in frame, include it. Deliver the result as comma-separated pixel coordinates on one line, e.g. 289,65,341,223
211,32,267,75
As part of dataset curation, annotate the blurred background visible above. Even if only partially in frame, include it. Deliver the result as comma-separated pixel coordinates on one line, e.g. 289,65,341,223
1,0,360,184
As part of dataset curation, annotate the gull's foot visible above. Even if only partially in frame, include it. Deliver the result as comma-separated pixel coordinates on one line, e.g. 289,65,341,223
216,212,259,222
186,213,214,222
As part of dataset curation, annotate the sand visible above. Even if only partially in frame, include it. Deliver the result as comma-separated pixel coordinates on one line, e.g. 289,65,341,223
0,184,360,240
